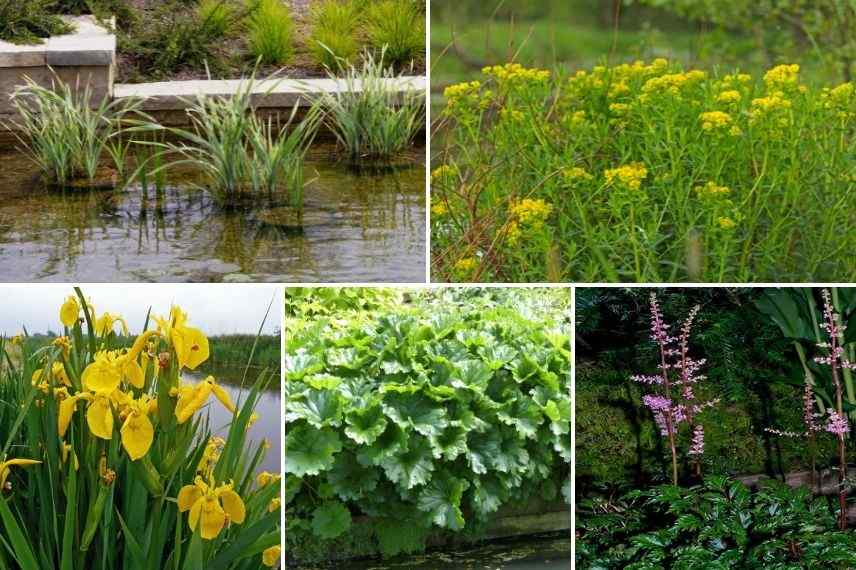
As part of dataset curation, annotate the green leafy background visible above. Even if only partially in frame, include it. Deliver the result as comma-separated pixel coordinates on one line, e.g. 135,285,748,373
284,288,571,563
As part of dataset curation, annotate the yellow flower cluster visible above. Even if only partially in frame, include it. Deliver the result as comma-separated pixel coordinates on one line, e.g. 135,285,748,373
695,181,731,198
431,201,448,216
431,164,457,183
822,82,854,120
444,81,481,101
716,90,741,104
641,70,706,96
717,217,737,230
699,111,741,135
563,167,593,184
509,198,553,226
750,91,792,125
483,63,551,84
443,81,490,114
763,64,800,89
609,102,630,115
454,257,477,273
604,162,648,190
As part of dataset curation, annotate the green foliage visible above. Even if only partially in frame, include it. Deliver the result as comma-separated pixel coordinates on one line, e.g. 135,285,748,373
0,0,72,44
315,50,425,160
205,334,280,369
577,476,856,568
119,0,234,80
285,288,571,562
364,0,425,69
197,0,240,38
308,0,361,71
284,287,402,319
635,0,856,81
247,0,294,66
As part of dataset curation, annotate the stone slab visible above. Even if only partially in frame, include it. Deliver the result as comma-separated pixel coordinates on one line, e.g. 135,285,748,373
0,16,114,68
114,76,426,111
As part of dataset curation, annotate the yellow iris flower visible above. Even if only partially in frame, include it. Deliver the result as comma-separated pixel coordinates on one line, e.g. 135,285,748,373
174,376,236,424
177,476,246,539
256,471,281,488
95,312,129,337
156,307,209,370
120,396,155,461
32,362,72,392
81,331,159,394
262,545,281,567
0,457,41,490
60,296,79,327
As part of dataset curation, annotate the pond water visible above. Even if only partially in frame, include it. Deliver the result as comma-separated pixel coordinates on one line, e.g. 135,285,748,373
187,365,281,474
0,145,425,282
303,535,572,570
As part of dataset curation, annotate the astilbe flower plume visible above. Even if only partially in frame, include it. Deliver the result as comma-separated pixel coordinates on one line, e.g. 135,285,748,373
631,293,718,484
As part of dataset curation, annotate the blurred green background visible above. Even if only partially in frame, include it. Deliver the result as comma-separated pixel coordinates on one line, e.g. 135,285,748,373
430,0,850,114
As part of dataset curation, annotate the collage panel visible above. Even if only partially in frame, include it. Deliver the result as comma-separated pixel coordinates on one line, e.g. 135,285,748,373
0,0,426,283
575,287,856,567
429,1,855,283
284,286,571,568
0,284,281,568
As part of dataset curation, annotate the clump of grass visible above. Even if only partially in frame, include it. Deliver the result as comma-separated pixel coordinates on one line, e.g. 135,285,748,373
120,0,230,81
8,76,142,187
197,0,240,38
150,77,321,207
0,0,73,44
247,0,294,65
316,49,425,160
364,0,424,69
308,0,361,71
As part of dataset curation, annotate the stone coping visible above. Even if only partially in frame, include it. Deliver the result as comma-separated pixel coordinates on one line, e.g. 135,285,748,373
0,16,114,68
114,76,426,111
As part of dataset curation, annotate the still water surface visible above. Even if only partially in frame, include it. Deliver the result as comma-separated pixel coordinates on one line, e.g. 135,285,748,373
0,145,425,282
187,365,280,474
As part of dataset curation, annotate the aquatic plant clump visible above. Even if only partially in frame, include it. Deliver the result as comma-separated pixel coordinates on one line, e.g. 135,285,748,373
150,78,322,207
8,77,144,188
316,50,425,160
0,289,280,568
284,288,571,561
431,60,856,283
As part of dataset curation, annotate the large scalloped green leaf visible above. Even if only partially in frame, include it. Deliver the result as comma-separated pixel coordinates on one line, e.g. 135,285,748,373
380,437,435,489
344,403,388,445
285,425,342,477
381,391,448,438
416,473,470,531
285,390,343,428
311,501,352,540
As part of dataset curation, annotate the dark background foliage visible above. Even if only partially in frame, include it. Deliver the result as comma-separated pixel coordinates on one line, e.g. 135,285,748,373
575,287,839,496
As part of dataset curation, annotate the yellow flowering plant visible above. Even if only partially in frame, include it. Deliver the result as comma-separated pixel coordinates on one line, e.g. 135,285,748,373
0,288,280,569
431,59,856,282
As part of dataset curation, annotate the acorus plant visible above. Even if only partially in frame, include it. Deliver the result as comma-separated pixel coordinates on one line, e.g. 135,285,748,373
632,293,718,485
0,288,281,569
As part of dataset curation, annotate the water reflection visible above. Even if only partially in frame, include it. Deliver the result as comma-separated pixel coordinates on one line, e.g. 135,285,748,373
0,145,425,282
187,366,281,474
